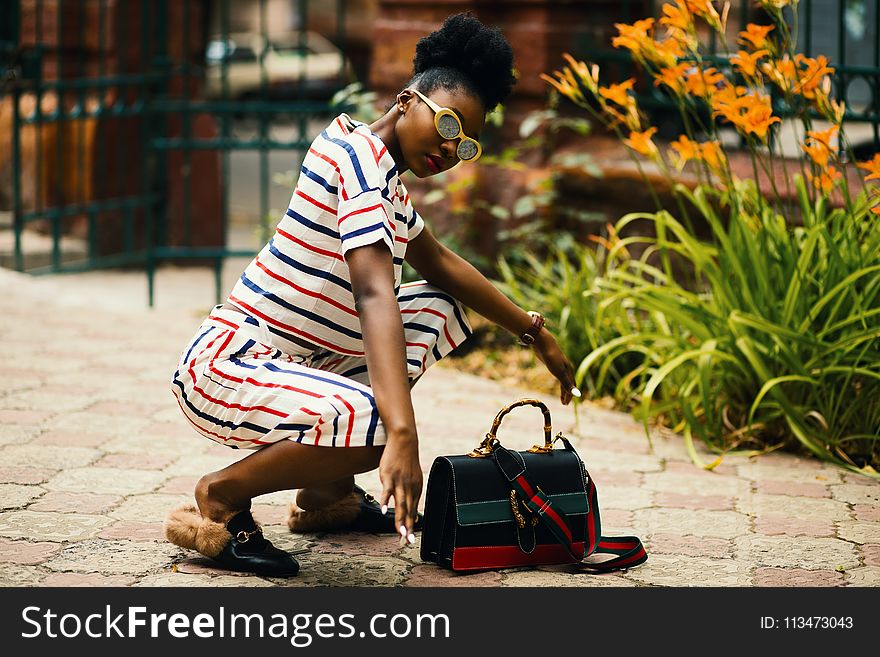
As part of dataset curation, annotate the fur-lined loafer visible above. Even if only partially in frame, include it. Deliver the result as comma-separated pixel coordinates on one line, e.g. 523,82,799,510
164,505,299,577
287,485,424,534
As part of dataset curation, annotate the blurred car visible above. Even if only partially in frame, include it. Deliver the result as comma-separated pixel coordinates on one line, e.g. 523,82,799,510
204,31,352,101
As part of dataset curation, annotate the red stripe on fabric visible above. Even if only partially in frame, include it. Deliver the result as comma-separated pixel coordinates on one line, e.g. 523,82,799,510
395,235,408,244
295,189,336,215
335,117,346,133
451,543,586,571
308,147,339,173
333,393,355,447
587,480,598,552
406,340,430,350
207,315,241,330
535,499,573,544
443,323,457,349
186,366,288,418
275,227,344,262
378,145,387,160
254,257,356,317
598,540,638,550
401,307,445,319
351,130,380,164
299,406,323,446
208,361,324,399
228,295,364,356
338,202,384,225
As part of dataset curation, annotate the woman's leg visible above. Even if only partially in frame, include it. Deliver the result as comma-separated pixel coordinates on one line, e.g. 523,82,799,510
195,442,383,523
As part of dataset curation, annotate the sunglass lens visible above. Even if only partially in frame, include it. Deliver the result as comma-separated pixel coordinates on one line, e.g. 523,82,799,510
437,114,461,140
457,139,478,161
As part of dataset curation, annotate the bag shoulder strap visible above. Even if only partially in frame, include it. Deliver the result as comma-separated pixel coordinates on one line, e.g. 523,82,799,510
493,445,647,573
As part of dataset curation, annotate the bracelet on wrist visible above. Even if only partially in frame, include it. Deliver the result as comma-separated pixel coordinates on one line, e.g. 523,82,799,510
517,311,545,347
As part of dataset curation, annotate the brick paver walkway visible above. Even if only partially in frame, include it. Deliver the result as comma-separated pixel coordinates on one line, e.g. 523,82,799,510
1,266,878,587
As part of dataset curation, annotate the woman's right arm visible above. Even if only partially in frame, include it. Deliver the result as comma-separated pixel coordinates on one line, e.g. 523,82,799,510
346,242,422,543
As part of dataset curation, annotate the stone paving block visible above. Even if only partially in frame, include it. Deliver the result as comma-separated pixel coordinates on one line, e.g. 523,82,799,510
98,521,166,542
294,553,410,587
645,533,732,558
251,490,297,507
94,453,177,470
843,565,880,586
734,535,859,570
0,483,45,509
0,409,55,425
753,515,835,538
653,491,734,511
157,476,199,495
44,467,167,495
87,401,166,417
28,491,122,514
598,485,654,510
736,461,844,484
251,504,291,526
0,466,57,485
101,434,209,456
752,567,845,587
0,425,42,446
501,567,638,587
43,411,151,436
161,453,242,477
835,521,880,545
45,539,181,575
577,449,663,473
403,565,503,587
626,554,751,586
829,483,880,506
736,493,850,519
633,508,750,539
311,533,408,558
0,537,63,564
853,504,880,522
0,511,114,541
588,469,643,488
599,508,634,533
39,572,137,587
0,564,49,586
754,480,831,498
30,430,110,448
860,544,880,566
2,392,94,414
109,494,193,523
0,444,101,469
136,572,275,587
642,471,748,498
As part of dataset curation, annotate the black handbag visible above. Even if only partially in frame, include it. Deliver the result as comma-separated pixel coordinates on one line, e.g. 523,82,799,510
420,398,647,572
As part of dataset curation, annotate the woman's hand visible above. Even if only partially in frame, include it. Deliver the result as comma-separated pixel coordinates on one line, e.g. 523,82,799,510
378,431,423,545
532,328,579,405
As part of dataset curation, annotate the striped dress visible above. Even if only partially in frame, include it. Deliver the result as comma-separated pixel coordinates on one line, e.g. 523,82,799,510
171,114,472,449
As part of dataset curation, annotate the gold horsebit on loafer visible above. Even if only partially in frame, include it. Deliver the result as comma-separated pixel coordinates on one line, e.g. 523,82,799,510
235,527,262,543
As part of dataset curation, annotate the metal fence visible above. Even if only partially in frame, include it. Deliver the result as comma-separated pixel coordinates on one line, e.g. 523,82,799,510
1,0,350,304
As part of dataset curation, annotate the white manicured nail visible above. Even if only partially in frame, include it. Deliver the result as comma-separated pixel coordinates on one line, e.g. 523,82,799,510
407,533,416,544
399,525,407,537
570,387,582,398
381,504,388,515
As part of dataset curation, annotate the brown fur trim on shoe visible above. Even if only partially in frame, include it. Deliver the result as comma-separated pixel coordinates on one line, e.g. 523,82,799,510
287,492,361,533
163,504,237,559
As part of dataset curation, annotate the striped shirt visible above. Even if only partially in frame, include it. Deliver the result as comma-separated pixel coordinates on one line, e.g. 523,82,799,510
226,113,425,357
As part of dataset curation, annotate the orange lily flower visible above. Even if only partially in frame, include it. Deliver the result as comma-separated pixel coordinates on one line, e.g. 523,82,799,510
563,53,600,93
857,153,880,182
659,2,693,32
624,127,659,157
599,78,636,107
699,140,726,174
730,49,769,78
669,134,701,168
654,62,691,96
684,66,726,99
793,54,834,99
738,23,774,50
801,126,838,169
612,18,656,58
540,69,584,104
809,168,841,196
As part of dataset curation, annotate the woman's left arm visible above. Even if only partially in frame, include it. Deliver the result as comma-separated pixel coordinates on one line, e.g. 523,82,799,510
406,227,579,405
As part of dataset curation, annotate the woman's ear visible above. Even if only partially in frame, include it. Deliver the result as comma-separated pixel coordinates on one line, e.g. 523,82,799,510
396,89,415,116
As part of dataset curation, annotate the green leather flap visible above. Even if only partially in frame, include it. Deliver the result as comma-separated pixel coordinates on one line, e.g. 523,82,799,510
456,492,589,526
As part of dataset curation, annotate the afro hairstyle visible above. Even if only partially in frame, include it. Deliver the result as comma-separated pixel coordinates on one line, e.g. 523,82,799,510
407,12,515,111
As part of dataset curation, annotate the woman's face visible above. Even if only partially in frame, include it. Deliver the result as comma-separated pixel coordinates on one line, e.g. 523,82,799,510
395,87,485,178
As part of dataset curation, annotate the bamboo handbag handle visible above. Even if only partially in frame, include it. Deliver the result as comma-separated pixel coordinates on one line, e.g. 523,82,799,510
468,398,558,458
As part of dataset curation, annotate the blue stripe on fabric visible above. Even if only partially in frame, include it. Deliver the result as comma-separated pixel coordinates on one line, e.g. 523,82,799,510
321,131,369,192
267,239,351,291
182,326,215,364
285,207,340,240
408,210,419,229
262,361,379,447
398,290,471,341
341,221,393,246
300,164,338,195
172,378,311,437
239,274,362,340
339,364,369,379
